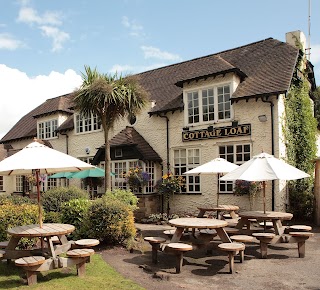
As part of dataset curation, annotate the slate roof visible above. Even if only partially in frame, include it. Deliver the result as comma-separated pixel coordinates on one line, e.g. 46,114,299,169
93,126,162,163
1,37,300,143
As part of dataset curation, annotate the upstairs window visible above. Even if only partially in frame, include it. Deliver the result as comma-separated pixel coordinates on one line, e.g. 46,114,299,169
38,119,58,139
75,113,101,134
0,176,3,191
185,84,232,125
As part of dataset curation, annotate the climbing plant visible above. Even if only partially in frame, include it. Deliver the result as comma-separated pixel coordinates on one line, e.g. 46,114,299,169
284,60,317,220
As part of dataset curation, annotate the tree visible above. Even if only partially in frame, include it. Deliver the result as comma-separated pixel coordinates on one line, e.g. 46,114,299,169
313,86,320,126
73,66,149,190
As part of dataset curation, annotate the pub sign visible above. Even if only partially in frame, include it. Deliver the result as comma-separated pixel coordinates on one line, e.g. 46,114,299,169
182,124,251,142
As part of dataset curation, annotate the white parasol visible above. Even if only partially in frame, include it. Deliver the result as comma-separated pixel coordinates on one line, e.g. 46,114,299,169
220,152,310,213
0,140,94,227
184,158,239,206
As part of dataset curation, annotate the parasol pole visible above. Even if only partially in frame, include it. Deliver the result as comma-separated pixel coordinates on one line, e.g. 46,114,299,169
262,180,267,231
216,173,220,207
35,169,43,228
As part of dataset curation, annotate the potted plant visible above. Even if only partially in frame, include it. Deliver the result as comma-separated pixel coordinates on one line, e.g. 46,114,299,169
156,172,184,215
124,167,150,193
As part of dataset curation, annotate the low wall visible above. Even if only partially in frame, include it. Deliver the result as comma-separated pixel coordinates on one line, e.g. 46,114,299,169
135,193,162,220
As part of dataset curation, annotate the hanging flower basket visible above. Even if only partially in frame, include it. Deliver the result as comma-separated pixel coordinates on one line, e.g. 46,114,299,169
123,167,150,193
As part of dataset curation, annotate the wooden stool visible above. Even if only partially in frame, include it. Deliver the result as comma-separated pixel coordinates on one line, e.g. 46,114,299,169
230,235,254,262
15,256,46,286
0,241,9,249
144,237,166,264
289,232,314,258
226,219,239,228
66,248,95,277
166,243,193,273
218,242,245,273
252,232,275,258
163,229,176,238
75,239,100,248
289,225,312,232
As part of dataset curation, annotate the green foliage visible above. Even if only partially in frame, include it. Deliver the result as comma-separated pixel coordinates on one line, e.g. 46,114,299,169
86,196,136,244
44,211,62,223
104,189,139,210
313,86,320,126
0,195,37,205
42,186,89,212
60,198,91,239
284,76,317,220
0,201,38,248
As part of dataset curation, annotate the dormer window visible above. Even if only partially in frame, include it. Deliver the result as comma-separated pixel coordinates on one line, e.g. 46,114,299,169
38,119,58,139
184,84,232,125
75,113,101,134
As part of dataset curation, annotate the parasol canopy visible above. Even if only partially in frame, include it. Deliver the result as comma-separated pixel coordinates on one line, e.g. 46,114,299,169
220,152,310,213
184,158,239,206
0,140,94,227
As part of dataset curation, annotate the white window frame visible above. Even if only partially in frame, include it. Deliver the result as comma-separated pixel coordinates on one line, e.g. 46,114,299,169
0,176,3,191
75,113,101,134
173,148,200,194
219,143,251,194
184,82,233,126
15,176,24,192
37,119,58,140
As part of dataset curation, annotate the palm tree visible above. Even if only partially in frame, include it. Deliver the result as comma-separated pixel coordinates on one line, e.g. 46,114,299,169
73,66,149,190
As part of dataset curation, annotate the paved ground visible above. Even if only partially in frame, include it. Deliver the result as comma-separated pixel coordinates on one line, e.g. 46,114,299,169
99,223,320,290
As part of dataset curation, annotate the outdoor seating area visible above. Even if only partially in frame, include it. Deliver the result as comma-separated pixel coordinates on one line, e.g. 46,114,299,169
0,223,100,286
141,207,315,276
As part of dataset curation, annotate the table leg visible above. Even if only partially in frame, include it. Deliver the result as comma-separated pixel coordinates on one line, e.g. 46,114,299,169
230,211,237,219
236,218,250,230
197,210,206,218
272,220,284,235
215,228,232,243
171,228,184,243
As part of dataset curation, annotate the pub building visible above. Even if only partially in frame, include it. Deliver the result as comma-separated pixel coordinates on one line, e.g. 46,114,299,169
0,31,317,218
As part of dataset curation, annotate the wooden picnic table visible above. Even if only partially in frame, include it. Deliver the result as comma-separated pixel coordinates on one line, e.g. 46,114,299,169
5,223,75,260
236,211,293,235
197,204,239,219
169,217,231,243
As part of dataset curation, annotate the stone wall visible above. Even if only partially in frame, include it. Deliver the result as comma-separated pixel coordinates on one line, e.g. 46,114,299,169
134,193,162,220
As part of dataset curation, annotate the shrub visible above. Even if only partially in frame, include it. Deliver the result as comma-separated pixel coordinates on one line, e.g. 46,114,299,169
104,189,139,210
60,198,91,239
0,201,39,248
44,211,62,223
42,186,89,213
86,197,136,244
0,195,37,206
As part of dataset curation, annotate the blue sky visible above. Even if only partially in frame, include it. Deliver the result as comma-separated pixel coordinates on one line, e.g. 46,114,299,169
0,0,319,139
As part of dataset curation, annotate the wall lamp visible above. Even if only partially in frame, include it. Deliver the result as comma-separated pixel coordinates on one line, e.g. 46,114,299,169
258,115,268,122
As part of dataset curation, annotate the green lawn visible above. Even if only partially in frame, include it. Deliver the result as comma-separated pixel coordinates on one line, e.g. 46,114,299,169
0,254,144,290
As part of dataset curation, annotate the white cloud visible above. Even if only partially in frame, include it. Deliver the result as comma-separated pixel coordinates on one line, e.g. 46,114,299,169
121,16,144,38
0,65,82,139
109,64,134,74
141,46,182,62
0,33,24,50
39,26,70,52
17,7,62,26
16,3,68,52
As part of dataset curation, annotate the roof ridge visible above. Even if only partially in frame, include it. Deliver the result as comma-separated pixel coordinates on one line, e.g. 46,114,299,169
137,37,275,76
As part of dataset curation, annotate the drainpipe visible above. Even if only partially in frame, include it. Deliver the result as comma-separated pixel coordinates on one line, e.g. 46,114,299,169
59,132,69,154
159,114,169,214
262,97,275,210
159,114,170,172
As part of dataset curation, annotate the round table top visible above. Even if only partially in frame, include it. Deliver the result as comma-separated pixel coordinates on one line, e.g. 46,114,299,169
198,204,239,211
169,217,228,229
7,223,75,237
238,211,293,220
